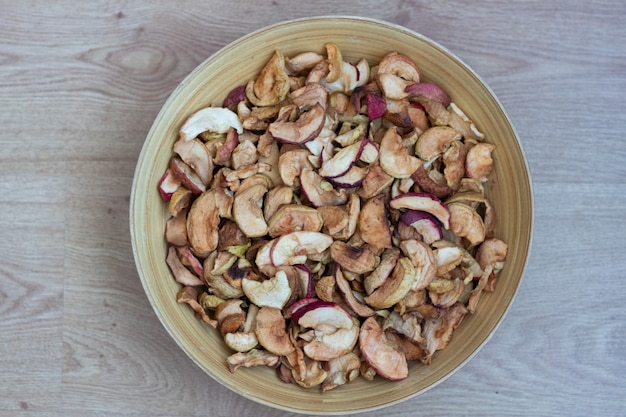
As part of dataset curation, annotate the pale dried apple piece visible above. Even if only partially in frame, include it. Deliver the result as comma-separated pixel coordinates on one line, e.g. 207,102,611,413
285,51,325,75
466,142,496,182
321,352,361,392
179,106,243,142
232,183,269,238
242,270,292,309
227,348,280,373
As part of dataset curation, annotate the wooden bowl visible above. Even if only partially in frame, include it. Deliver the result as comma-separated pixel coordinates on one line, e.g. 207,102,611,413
130,16,533,414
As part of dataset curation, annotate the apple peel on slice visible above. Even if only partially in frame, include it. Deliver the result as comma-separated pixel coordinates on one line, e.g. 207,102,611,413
295,302,360,362
390,192,451,229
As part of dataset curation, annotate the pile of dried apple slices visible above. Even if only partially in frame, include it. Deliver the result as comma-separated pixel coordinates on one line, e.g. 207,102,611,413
158,43,508,391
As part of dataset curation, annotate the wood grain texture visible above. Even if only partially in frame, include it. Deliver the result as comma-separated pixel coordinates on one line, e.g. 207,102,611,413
0,0,624,416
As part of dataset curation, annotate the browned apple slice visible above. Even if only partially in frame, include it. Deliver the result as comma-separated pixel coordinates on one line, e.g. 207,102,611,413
364,257,417,309
448,202,485,246
254,306,294,356
329,241,377,274
358,162,394,199
334,266,375,317
166,246,205,286
358,193,392,250
359,316,408,380
173,138,214,185
363,247,401,295
186,190,221,257
278,148,313,186
268,103,326,144
466,142,496,182
415,126,462,162
245,50,290,107
379,127,422,178
267,205,323,238
169,156,206,194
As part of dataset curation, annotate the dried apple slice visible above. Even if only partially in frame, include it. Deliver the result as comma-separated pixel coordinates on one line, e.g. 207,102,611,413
169,156,206,194
399,210,443,244
232,183,269,238
173,138,214,185
330,241,377,274
389,192,451,229
319,139,365,178
379,127,422,178
179,106,243,141
254,306,294,356
242,270,292,309
334,266,375,317
328,165,367,188
166,246,205,286
186,190,222,257
363,247,401,295
415,126,462,162
405,82,451,107
466,142,496,182
364,257,417,309
358,193,392,250
295,302,360,362
300,168,349,207
270,231,334,266
268,103,326,144
267,205,323,238
359,316,408,380
158,168,180,201
448,202,486,246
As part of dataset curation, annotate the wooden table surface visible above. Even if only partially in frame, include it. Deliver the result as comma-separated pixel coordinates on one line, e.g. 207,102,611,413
1,1,624,416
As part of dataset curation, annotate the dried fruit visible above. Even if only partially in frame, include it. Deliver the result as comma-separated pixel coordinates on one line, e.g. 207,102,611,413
160,43,507,391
